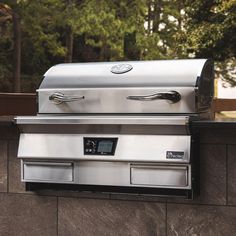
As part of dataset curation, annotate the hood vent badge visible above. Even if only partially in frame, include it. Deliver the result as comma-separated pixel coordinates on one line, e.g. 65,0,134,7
111,64,133,74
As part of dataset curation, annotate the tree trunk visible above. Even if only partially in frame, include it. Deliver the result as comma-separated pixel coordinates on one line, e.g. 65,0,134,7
153,0,162,33
147,0,152,34
124,32,139,60
12,7,21,92
65,26,73,63
64,0,73,63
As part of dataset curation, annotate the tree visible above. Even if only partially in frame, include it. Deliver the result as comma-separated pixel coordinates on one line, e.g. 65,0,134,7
76,0,124,61
184,0,236,85
1,1,22,92
52,0,82,63
0,3,12,90
136,0,187,60
12,0,21,92
0,0,235,92
0,0,68,91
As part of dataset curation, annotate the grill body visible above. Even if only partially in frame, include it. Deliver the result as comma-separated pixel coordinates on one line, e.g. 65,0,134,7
16,59,214,198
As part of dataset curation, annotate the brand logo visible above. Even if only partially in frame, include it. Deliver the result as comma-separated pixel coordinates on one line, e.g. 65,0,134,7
111,64,133,74
166,151,184,159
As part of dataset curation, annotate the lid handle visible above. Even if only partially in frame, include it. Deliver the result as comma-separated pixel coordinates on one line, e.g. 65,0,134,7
127,91,181,103
49,92,84,105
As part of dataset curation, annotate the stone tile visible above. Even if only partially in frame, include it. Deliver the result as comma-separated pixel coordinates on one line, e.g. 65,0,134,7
228,145,236,205
8,140,26,193
37,189,110,199
199,128,236,144
110,193,166,203
0,141,7,192
0,193,57,236
58,197,166,236
167,203,236,236
168,144,227,205
194,144,226,204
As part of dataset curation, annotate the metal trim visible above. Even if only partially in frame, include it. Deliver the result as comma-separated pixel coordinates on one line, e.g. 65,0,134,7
16,115,190,126
23,161,73,167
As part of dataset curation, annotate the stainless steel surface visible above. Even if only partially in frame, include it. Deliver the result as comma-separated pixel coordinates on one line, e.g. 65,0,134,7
111,64,133,74
38,87,195,114
21,160,191,189
37,59,213,114
74,162,191,189
49,92,84,104
16,115,190,135
23,161,72,166
16,115,189,126
40,59,210,88
126,91,181,103
75,161,130,186
18,134,191,163
130,165,189,188
22,161,73,183
16,59,210,193
17,124,190,136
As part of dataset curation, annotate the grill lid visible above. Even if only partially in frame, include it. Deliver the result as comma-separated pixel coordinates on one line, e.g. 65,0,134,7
37,59,214,115
40,59,211,89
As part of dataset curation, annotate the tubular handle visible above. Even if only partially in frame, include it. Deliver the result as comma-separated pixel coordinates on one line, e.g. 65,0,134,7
127,91,181,103
49,92,84,105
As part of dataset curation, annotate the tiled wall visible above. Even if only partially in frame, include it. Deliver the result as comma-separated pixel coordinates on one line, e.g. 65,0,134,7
1,122,236,236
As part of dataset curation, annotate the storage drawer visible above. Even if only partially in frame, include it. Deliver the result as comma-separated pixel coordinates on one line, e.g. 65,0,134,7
130,165,188,187
23,161,74,183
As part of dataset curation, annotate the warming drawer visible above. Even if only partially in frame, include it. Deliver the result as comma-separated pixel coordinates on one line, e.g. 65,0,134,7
22,161,74,183
130,165,189,187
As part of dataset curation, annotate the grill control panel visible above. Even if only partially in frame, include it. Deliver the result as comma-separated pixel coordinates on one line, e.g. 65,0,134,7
84,137,118,156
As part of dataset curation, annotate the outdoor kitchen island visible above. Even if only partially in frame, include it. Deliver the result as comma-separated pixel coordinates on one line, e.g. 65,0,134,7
0,117,236,235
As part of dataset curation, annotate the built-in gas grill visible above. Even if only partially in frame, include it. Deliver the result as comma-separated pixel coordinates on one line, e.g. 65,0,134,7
16,59,214,198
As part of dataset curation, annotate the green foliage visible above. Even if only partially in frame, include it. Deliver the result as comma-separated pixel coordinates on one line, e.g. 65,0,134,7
75,0,146,60
185,0,236,59
0,0,235,92
21,1,66,57
184,0,236,85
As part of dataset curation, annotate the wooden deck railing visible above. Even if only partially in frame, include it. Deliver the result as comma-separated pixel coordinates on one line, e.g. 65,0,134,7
0,93,37,116
212,99,236,112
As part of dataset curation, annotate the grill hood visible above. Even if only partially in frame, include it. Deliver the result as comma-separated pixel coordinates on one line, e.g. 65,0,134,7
40,59,212,88
37,59,214,115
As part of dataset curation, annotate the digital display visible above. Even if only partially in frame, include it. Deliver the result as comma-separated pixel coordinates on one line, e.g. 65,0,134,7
84,137,118,155
97,141,113,153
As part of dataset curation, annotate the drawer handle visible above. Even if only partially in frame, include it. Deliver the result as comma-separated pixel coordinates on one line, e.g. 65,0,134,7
49,92,84,104
24,162,72,167
127,91,181,103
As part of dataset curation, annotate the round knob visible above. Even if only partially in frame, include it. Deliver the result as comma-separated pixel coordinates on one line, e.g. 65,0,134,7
86,140,96,148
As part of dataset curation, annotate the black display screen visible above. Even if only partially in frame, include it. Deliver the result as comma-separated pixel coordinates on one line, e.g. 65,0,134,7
84,137,118,155
97,141,113,153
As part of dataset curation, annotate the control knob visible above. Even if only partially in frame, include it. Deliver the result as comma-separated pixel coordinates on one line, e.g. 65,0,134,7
85,140,96,153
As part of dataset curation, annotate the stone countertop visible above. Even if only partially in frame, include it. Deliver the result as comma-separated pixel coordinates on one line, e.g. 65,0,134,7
191,118,236,128
0,116,15,125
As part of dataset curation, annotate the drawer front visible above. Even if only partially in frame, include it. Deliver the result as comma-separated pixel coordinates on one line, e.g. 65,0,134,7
130,165,189,188
23,161,74,183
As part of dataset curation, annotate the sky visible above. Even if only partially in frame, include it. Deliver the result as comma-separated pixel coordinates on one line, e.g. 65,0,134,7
217,79,236,98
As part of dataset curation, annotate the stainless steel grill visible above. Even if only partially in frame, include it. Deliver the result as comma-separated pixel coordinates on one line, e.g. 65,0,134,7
16,59,214,198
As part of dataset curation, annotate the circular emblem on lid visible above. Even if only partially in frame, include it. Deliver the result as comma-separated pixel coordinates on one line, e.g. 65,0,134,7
111,64,133,74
